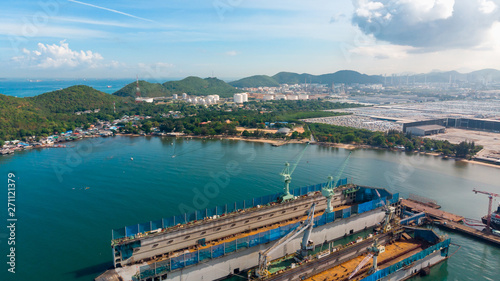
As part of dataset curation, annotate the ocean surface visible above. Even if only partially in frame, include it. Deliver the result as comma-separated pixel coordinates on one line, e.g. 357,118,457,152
0,136,499,281
0,77,238,98
0,78,178,97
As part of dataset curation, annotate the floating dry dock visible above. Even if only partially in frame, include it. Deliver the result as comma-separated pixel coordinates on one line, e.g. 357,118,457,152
259,227,451,281
96,181,400,281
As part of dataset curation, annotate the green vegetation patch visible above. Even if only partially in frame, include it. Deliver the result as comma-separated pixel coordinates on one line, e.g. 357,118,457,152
229,75,280,88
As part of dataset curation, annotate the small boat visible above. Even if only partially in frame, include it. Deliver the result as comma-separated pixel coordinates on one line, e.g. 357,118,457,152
130,157,134,161
107,85,112,88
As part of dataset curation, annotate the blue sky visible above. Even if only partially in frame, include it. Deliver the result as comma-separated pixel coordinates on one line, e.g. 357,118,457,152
1,0,500,79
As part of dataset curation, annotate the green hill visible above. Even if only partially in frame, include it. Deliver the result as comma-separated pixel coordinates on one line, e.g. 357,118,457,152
271,72,309,84
272,70,383,85
30,85,119,114
1,85,123,141
113,80,168,98
229,75,280,88
163,76,241,97
0,94,49,141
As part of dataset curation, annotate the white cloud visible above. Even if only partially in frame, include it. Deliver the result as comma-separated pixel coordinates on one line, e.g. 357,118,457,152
225,50,238,56
12,40,103,68
352,0,500,50
355,1,385,18
478,0,497,13
350,44,415,59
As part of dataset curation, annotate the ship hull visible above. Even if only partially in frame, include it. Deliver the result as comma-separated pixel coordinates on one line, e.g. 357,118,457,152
103,208,387,281
481,214,500,230
378,250,448,281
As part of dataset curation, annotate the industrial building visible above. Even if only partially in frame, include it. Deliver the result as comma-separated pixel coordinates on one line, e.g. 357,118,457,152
403,118,500,133
406,125,446,136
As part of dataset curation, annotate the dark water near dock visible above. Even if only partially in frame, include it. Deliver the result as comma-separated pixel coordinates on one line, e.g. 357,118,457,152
0,136,498,281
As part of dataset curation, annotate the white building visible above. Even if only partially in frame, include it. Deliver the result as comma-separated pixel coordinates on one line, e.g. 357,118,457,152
173,94,178,99
241,93,248,102
206,95,220,104
182,93,188,99
298,94,309,100
135,97,154,103
234,93,244,103
263,95,275,101
275,94,287,100
287,95,299,100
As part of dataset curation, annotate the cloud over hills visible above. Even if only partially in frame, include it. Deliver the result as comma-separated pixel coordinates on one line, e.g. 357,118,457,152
12,40,103,69
352,0,500,50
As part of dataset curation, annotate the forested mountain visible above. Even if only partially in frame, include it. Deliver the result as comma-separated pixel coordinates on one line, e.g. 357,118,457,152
163,76,241,97
229,75,280,88
113,80,168,98
113,77,242,98
271,70,383,85
1,85,122,141
30,85,120,113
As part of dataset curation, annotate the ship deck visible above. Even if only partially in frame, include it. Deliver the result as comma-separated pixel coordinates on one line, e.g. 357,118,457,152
147,205,353,265
304,237,429,281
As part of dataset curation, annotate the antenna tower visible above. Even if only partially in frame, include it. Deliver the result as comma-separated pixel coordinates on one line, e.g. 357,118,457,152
136,75,141,100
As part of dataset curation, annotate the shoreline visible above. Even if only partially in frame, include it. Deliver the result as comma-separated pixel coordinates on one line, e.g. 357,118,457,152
3,133,499,169
460,159,500,169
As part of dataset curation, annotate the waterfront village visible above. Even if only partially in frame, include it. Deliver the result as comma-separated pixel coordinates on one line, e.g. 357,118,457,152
0,111,299,156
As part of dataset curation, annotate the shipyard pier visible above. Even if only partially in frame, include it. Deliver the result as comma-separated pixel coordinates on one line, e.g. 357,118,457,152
97,181,400,281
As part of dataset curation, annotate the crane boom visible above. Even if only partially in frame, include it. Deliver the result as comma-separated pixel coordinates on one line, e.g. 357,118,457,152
473,189,500,197
322,152,352,212
280,143,309,201
256,203,316,278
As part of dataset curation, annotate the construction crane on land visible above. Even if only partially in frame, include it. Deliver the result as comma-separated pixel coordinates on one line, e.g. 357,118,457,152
280,143,309,201
255,203,316,278
321,151,352,213
473,188,500,233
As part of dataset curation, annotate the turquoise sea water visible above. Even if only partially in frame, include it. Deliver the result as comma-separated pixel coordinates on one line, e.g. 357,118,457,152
0,136,499,281
0,78,182,97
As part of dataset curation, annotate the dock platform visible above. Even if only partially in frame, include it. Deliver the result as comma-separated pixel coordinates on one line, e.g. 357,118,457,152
433,219,500,246
401,199,464,223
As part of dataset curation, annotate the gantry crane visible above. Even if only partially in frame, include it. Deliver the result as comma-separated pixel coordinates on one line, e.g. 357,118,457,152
321,151,352,213
255,203,316,278
473,188,500,233
280,143,309,201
